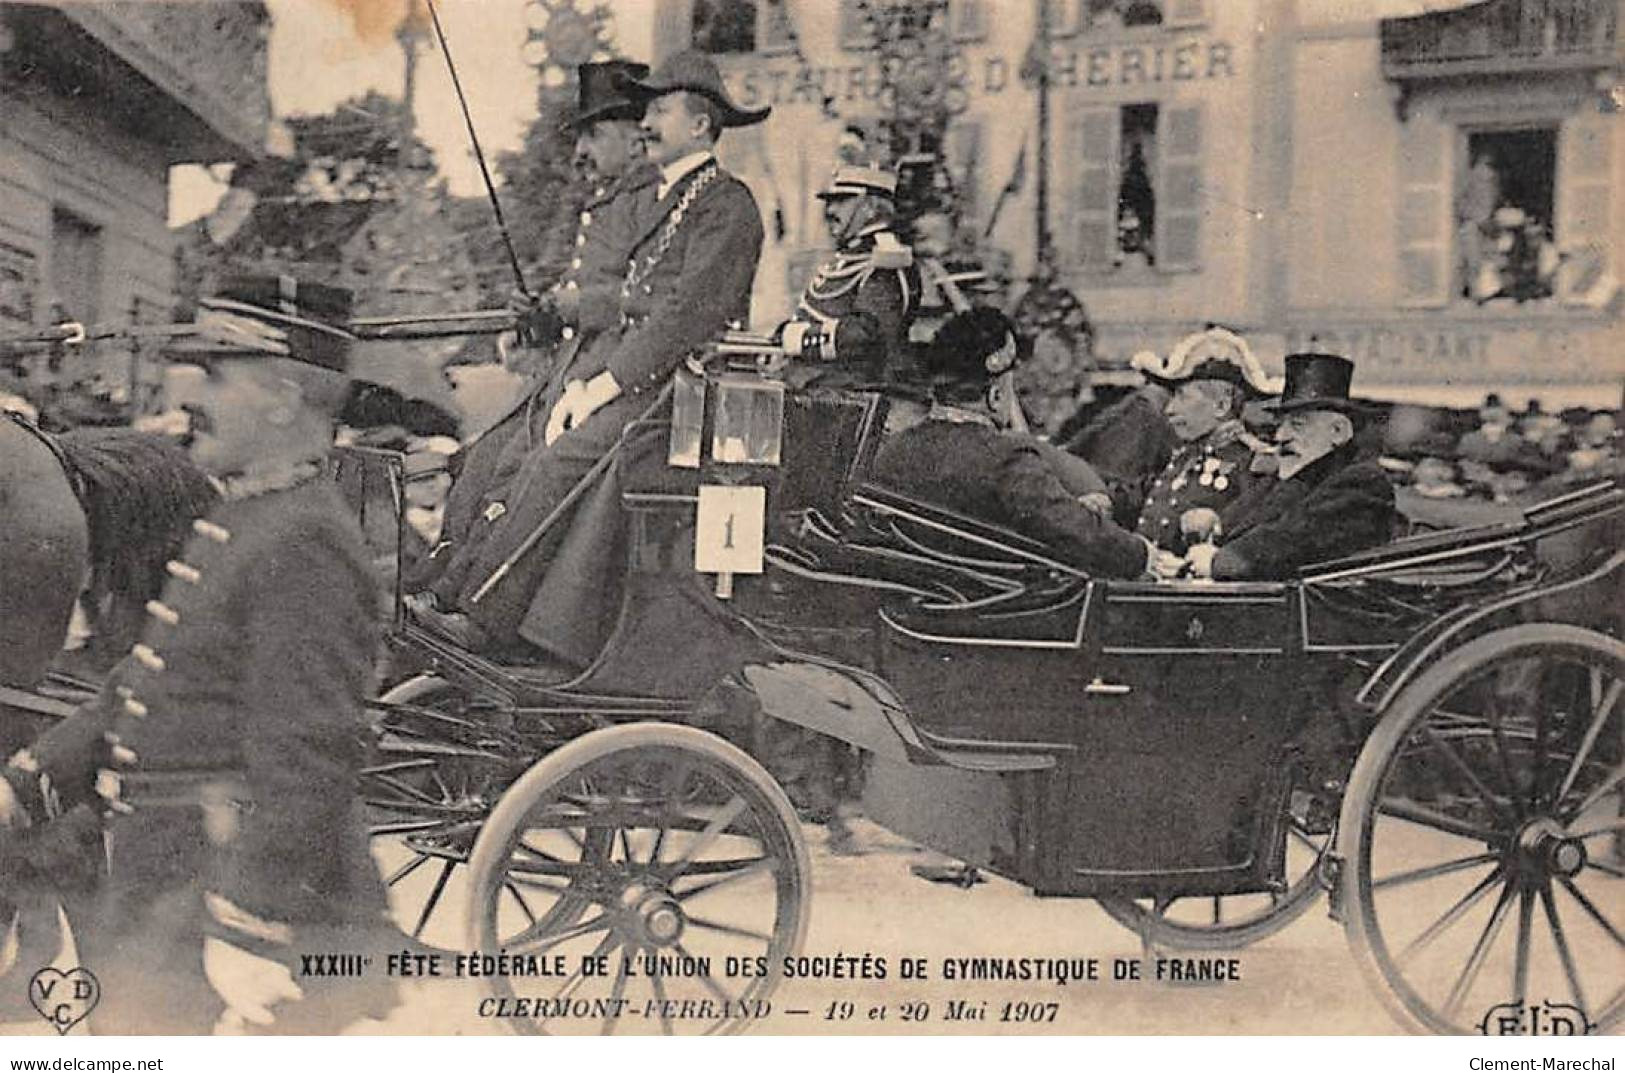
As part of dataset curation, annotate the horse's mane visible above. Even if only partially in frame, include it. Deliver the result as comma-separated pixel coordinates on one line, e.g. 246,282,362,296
56,429,218,662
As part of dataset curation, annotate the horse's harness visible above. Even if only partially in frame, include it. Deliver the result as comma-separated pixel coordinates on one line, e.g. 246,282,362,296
4,409,88,509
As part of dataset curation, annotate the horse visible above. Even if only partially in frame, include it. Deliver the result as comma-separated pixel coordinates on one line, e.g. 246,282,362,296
0,413,215,1008
1,414,218,703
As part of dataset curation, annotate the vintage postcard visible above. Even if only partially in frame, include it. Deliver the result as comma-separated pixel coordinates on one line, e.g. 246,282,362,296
0,0,1620,1047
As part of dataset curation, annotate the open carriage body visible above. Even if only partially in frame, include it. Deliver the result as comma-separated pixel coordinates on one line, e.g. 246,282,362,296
343,356,1624,1037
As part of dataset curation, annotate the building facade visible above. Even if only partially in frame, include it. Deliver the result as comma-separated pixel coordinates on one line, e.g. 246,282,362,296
642,0,1622,407
0,1,271,387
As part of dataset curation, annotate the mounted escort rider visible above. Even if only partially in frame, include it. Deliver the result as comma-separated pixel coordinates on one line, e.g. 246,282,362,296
0,281,399,1034
1186,353,1398,580
776,163,921,391
420,60,658,595
413,51,770,653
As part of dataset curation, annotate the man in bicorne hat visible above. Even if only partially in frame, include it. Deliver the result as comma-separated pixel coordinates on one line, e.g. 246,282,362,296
423,60,658,590
1125,327,1274,567
0,279,398,1034
1186,353,1396,580
776,164,921,390
416,50,770,654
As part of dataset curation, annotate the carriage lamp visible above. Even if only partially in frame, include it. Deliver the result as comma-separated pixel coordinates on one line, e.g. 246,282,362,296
667,367,786,469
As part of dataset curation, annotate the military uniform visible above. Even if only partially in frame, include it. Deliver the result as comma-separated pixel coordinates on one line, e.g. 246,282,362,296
1131,427,1259,555
4,478,396,1034
792,222,920,389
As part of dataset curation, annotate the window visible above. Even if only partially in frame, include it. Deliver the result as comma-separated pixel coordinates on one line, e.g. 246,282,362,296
1399,111,1614,309
50,208,102,326
1079,0,1163,32
693,0,756,54
1066,101,1203,274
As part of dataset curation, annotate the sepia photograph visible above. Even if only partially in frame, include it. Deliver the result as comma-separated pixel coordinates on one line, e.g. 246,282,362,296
0,0,1620,1052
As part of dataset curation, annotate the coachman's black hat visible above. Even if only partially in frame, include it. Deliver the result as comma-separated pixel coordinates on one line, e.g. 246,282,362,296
1267,353,1365,415
617,50,770,127
567,60,651,131
167,275,355,373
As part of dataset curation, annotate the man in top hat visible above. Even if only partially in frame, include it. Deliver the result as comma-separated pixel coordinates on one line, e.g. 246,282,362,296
0,280,398,1034
421,60,658,591
873,309,1153,579
776,164,921,390
1186,353,1397,581
415,50,770,653
1124,328,1274,566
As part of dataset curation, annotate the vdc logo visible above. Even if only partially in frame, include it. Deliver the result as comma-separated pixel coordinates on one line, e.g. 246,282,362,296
1478,999,1594,1036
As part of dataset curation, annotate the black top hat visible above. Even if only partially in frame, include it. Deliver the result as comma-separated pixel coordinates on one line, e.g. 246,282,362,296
1266,353,1364,415
567,60,650,131
618,50,770,128
168,275,354,373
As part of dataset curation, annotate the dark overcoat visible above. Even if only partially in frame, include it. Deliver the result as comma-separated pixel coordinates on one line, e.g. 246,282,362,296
872,417,1150,579
1212,443,1397,580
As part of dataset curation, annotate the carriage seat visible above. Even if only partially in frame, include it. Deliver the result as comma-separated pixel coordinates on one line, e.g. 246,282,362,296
846,482,1081,575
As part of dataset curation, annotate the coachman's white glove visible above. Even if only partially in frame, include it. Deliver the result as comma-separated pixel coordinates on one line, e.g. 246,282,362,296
544,372,621,446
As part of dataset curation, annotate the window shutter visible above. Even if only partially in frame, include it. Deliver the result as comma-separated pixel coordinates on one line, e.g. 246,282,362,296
1164,0,1210,28
758,0,793,54
1395,119,1451,308
950,0,987,42
839,0,874,50
1557,111,1614,306
946,117,985,222
1067,108,1119,270
1157,103,1203,273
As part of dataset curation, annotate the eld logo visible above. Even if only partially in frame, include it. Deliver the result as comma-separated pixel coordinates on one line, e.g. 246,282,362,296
1478,999,1593,1036
28,967,100,1035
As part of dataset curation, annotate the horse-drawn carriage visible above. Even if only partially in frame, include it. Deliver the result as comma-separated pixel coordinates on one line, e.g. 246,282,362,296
334,341,1624,1037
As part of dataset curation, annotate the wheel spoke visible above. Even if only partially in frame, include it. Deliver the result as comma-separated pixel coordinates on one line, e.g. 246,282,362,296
1288,825,1323,853
1442,879,1517,1020
675,941,739,1029
1569,817,1625,839
649,959,674,1035
674,856,779,902
506,883,538,926
1423,727,1517,826
1568,762,1625,822
1554,679,1620,806
1379,799,1501,842
1539,884,1589,1018
618,827,634,864
411,858,456,939
517,837,572,865
601,948,631,1036
649,824,668,867
686,914,774,943
1512,888,1534,1010
371,772,446,807
1555,875,1625,947
1396,866,1505,966
668,796,748,871
1486,693,1531,813
1373,852,1500,891
384,852,431,888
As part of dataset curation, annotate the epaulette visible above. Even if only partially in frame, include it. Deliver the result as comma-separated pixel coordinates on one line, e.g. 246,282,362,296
870,231,914,270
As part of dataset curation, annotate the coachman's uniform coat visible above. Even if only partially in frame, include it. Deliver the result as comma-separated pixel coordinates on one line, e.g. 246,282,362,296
430,164,659,574
431,159,765,649
873,416,1150,579
4,480,395,1034
1211,443,1398,580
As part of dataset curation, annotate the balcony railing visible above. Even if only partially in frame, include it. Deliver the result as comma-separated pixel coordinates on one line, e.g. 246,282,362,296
1380,0,1620,80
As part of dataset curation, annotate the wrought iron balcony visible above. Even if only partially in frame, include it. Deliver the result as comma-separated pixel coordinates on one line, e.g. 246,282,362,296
1380,0,1620,81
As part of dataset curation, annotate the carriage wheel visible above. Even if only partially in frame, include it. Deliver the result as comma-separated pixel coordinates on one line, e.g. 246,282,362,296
465,723,810,1036
1096,805,1332,951
1341,624,1624,1035
367,674,517,952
